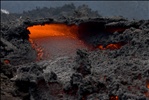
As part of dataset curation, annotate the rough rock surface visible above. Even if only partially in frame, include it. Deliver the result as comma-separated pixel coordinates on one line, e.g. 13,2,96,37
1,4,149,100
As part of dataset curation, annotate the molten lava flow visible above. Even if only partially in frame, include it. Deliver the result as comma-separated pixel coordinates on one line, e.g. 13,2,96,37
146,79,149,89
27,24,88,60
110,96,119,100
98,45,106,50
106,43,121,50
98,43,123,50
29,39,44,61
27,24,78,39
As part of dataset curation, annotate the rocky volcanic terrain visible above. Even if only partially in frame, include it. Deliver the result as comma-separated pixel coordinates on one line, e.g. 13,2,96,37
1,4,149,100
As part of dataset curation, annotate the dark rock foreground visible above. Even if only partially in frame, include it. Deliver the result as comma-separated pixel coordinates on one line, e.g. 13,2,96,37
1,4,149,100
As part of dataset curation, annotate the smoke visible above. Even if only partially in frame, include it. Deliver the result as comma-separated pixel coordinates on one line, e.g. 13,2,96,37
1,9,9,14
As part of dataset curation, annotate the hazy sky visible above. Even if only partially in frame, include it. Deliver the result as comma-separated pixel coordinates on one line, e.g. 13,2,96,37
1,1,149,20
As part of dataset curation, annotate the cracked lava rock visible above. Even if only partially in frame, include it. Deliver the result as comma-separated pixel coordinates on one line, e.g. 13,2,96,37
1,6,149,100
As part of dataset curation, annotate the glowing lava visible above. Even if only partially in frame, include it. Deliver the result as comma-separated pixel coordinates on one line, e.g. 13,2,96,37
146,79,149,89
110,96,119,100
27,23,126,60
145,91,149,98
27,24,87,60
98,43,123,50
27,24,78,38
4,59,10,64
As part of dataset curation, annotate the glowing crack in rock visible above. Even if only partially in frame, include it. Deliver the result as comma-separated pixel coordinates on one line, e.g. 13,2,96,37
98,42,124,50
27,24,87,60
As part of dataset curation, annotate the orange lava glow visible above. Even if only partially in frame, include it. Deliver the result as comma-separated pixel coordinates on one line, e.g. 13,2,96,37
98,45,106,50
145,91,149,98
110,96,119,100
4,59,10,64
98,43,122,50
29,39,44,61
27,24,78,39
27,24,84,60
146,80,149,89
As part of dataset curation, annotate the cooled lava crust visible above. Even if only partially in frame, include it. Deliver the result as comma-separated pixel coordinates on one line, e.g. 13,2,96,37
1,16,149,100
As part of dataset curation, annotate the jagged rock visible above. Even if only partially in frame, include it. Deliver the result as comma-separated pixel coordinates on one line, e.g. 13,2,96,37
44,71,57,83
1,3,149,100
74,49,92,76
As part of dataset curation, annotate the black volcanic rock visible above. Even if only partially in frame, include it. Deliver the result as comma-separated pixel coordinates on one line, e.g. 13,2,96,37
1,4,149,100
74,49,92,76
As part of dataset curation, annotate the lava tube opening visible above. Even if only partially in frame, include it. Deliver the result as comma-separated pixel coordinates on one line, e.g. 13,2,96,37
27,23,88,60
